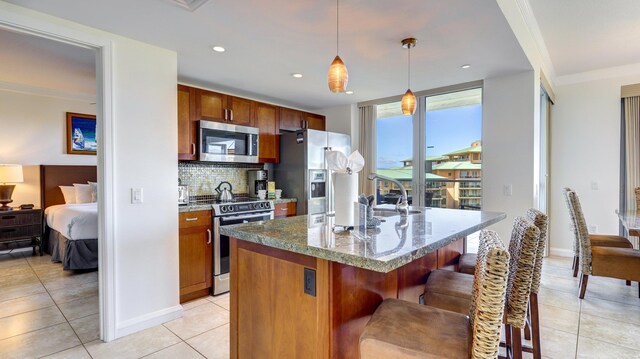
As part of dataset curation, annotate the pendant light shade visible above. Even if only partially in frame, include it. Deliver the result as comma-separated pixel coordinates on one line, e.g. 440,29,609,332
327,0,348,93
328,55,348,93
401,38,417,115
401,89,417,115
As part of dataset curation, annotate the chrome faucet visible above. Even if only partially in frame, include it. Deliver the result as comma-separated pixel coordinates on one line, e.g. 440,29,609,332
368,173,409,217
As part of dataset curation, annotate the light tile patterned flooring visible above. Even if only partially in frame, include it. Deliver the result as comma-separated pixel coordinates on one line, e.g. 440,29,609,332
1,252,639,358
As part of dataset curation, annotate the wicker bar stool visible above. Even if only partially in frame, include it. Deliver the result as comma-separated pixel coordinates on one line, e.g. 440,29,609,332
566,191,640,298
423,217,540,359
359,230,510,359
562,188,632,278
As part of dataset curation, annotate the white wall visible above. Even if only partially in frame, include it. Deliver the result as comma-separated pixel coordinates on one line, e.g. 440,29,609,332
483,71,537,241
549,74,640,256
0,1,180,340
0,90,96,206
319,103,359,149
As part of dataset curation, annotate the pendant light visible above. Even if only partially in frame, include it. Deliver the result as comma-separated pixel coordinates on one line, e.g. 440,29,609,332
401,38,417,115
327,0,348,93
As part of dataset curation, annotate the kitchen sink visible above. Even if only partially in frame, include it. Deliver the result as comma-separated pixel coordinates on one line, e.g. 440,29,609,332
372,208,422,217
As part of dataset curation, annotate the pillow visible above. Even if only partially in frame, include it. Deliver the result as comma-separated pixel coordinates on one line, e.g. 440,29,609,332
88,181,98,203
74,183,93,204
59,186,76,204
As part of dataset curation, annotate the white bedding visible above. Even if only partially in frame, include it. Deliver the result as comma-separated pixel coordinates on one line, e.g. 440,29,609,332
45,203,98,240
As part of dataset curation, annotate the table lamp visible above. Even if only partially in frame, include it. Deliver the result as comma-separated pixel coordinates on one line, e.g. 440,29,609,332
0,164,24,211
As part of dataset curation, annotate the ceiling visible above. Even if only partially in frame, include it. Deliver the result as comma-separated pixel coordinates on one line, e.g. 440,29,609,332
5,0,531,110
0,28,96,96
529,0,640,76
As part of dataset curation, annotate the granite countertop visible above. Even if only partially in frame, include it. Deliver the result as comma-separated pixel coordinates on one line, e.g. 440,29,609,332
220,206,506,273
179,198,297,212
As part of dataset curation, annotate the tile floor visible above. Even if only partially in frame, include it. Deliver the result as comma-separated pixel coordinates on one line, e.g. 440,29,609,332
1,252,639,358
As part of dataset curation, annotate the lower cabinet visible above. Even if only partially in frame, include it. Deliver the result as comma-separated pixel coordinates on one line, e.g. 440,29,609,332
274,202,296,218
179,210,212,303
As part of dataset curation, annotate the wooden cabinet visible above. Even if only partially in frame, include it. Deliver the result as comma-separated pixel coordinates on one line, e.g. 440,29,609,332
274,202,296,218
279,108,305,131
255,103,279,163
178,85,197,160
227,96,254,126
177,84,326,163
195,88,227,123
305,113,326,131
0,209,43,255
179,210,212,303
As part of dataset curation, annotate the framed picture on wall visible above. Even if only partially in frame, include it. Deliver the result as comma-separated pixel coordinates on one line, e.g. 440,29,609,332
66,112,97,155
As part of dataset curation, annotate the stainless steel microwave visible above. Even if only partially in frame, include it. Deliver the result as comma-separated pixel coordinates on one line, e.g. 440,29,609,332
198,120,259,163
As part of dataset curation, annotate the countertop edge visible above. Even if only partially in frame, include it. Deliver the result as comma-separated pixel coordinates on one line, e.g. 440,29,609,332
221,212,506,273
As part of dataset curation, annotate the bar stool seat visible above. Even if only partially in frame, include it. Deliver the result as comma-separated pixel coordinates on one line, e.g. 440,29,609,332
458,253,477,275
360,298,471,359
423,269,472,314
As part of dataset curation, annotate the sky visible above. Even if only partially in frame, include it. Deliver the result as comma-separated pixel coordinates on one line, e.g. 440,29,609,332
376,104,482,169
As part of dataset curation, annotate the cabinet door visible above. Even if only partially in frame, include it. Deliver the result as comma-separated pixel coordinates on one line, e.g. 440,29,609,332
305,113,326,131
279,108,304,131
256,103,279,163
195,88,227,123
274,202,296,218
227,96,254,126
178,85,197,160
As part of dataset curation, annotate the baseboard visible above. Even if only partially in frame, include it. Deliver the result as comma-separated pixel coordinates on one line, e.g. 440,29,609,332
115,305,183,339
549,248,573,258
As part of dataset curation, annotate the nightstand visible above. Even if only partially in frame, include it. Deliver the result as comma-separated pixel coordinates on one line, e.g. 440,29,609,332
0,208,43,256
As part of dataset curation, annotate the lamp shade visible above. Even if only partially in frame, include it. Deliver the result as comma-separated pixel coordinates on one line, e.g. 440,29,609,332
0,165,24,184
328,55,348,93
401,89,417,115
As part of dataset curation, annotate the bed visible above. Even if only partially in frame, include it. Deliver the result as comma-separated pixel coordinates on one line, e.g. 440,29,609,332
40,165,98,270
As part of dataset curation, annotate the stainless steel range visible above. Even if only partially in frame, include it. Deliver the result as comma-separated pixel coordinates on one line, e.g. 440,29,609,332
209,197,274,295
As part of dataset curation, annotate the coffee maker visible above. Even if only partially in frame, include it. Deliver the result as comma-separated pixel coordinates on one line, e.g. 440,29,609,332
247,170,268,198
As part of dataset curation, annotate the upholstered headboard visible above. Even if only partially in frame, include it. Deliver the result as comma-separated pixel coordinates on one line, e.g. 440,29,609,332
40,165,97,209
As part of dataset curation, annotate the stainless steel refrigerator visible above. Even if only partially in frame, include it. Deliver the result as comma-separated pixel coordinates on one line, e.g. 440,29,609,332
274,129,351,216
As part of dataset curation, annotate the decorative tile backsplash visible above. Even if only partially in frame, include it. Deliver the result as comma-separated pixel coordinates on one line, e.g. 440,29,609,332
178,162,264,197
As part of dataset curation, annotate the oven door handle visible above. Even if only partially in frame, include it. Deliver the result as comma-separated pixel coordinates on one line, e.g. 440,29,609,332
218,212,274,223
213,217,221,275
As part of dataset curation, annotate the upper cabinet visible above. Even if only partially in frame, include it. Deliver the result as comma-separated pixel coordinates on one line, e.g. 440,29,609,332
255,103,279,163
227,96,254,126
195,88,227,122
178,85,197,160
178,85,325,162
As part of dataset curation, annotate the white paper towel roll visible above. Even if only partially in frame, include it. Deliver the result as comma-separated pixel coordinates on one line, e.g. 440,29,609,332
333,172,359,227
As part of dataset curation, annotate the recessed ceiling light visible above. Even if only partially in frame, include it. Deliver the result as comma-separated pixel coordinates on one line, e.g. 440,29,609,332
345,91,354,95
292,73,303,78
461,64,471,69
212,46,226,53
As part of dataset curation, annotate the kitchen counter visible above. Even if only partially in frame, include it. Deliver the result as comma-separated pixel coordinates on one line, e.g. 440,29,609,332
221,206,504,273
227,206,505,358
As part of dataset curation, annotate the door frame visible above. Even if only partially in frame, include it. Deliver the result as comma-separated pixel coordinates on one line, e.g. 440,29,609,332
0,7,117,341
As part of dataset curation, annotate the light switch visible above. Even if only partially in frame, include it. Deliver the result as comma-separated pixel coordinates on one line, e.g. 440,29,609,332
591,181,599,190
131,188,143,204
503,184,513,196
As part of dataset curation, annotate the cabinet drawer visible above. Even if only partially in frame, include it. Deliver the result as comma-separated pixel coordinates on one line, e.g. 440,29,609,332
274,202,296,218
0,212,41,227
179,210,212,229
0,225,41,240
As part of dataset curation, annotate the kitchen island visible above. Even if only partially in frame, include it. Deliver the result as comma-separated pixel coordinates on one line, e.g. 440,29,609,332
221,207,505,359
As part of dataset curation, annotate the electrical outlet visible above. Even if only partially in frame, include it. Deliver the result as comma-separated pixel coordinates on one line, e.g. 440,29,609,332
588,224,598,233
304,268,316,297
503,184,513,196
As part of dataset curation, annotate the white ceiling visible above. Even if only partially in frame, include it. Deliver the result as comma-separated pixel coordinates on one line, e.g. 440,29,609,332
5,0,530,110
0,28,96,96
529,0,640,76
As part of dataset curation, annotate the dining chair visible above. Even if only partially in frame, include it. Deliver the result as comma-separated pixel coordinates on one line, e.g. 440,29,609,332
359,230,510,359
567,190,640,299
563,187,632,278
422,217,540,359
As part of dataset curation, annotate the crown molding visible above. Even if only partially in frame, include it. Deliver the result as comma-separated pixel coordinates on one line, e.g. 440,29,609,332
0,80,96,103
516,0,557,86
555,62,640,86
